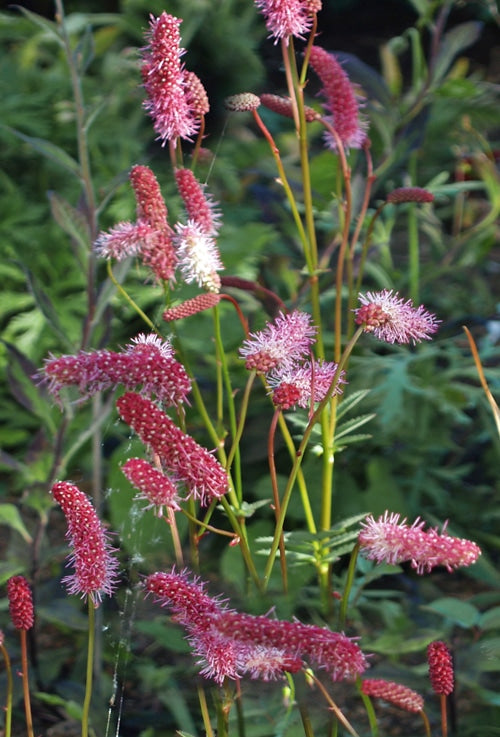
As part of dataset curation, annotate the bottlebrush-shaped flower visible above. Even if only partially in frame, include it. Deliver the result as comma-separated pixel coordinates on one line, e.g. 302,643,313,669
255,0,320,43
174,221,223,293
146,570,367,684
427,641,454,695
239,310,317,373
354,290,440,344
141,13,200,144
386,187,434,204
42,334,190,407
175,168,221,236
308,45,367,151
358,512,481,574
162,293,221,322
51,482,119,605
268,359,346,409
117,392,229,505
361,678,424,713
121,458,180,515
7,576,34,631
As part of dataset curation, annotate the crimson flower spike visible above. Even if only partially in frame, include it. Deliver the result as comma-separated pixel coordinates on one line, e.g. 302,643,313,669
428,641,454,737
7,576,34,737
51,482,119,606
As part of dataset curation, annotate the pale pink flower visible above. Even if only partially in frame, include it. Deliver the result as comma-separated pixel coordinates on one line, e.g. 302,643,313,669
141,13,199,144
7,576,34,631
94,221,151,261
268,359,345,409
51,482,119,605
117,392,229,505
121,458,180,515
42,334,190,407
255,0,319,43
358,511,481,574
361,679,424,713
427,641,454,695
162,293,221,322
354,290,440,344
308,46,367,151
174,221,223,293
239,310,316,373
175,168,221,236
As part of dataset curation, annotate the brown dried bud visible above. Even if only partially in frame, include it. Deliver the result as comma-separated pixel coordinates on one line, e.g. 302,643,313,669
225,93,261,112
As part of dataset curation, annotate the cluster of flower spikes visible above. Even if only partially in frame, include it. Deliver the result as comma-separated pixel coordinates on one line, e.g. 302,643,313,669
94,163,223,291
42,334,190,407
239,310,345,410
50,482,119,605
358,511,481,574
145,568,367,685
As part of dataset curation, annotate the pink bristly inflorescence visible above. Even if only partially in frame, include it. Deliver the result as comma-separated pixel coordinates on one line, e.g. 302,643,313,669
42,333,191,407
239,310,316,373
162,293,221,322
267,359,345,409
427,641,454,695
7,576,34,631
358,511,481,574
308,45,367,151
255,0,322,44
51,482,119,606
140,12,203,144
354,289,440,344
121,458,180,516
361,678,424,713
116,392,229,506
145,569,367,685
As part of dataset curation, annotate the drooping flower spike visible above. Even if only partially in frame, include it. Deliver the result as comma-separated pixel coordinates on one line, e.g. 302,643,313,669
354,290,440,345
117,392,229,505
358,511,481,574
162,293,221,322
51,482,119,605
42,334,191,407
308,45,367,151
239,310,317,373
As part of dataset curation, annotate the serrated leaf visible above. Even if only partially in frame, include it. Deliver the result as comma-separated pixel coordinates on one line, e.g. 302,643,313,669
336,389,371,421
48,192,91,254
335,432,373,450
0,504,32,543
335,413,376,440
0,125,79,176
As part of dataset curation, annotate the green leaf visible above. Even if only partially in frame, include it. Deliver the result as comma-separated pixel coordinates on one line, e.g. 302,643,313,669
335,413,376,440
19,263,75,349
479,606,500,631
48,192,91,254
0,125,80,176
431,22,483,88
12,6,63,44
336,389,371,421
0,504,32,542
422,597,480,628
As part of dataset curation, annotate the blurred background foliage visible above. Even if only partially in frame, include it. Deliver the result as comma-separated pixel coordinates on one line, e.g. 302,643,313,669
0,0,500,735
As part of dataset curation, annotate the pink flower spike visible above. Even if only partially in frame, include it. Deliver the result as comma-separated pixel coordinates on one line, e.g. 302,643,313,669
175,168,221,236
427,641,454,695
358,511,481,574
354,289,440,344
174,221,223,293
239,310,317,374
117,392,229,505
122,458,180,516
268,359,346,409
141,13,199,144
162,293,221,322
42,334,190,407
7,576,34,631
255,0,318,43
361,679,424,713
94,221,153,261
51,482,119,605
145,570,227,628
130,165,169,228
308,46,367,151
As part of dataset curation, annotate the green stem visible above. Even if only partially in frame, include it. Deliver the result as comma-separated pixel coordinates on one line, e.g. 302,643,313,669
19,631,34,737
82,599,95,737
219,497,263,593
356,683,379,737
197,685,215,737
338,543,360,630
106,261,157,332
1,643,13,737
268,408,288,592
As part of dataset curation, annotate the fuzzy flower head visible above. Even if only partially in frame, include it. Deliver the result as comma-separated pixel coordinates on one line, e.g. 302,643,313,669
427,641,454,695
141,13,200,144
7,576,34,631
358,511,481,574
117,392,229,505
308,45,367,151
42,333,190,408
268,359,346,409
174,221,223,293
255,0,321,44
51,482,119,605
239,310,317,373
354,290,440,345
361,679,424,713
